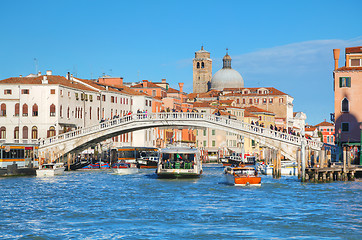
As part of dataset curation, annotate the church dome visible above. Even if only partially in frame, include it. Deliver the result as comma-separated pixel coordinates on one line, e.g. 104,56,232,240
211,51,244,91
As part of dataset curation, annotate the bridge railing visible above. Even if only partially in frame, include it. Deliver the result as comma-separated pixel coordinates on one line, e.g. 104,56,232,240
39,112,323,150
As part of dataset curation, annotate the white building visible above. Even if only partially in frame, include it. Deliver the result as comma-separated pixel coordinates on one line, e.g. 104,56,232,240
0,71,153,149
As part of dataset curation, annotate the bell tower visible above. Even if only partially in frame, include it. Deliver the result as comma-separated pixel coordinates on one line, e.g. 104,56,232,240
193,46,212,93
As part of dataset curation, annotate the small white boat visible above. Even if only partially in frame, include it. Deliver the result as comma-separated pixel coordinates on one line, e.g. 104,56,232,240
156,147,202,178
112,162,138,175
260,161,297,176
36,163,65,177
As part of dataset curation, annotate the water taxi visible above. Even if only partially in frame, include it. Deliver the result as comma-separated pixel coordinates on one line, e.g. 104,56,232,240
224,165,261,186
156,147,202,178
36,163,65,177
112,162,138,175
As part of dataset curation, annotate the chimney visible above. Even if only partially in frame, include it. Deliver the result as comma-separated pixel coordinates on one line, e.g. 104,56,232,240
66,72,70,80
46,70,52,76
119,77,123,86
19,75,22,77
178,82,184,93
42,76,48,84
162,79,166,83
142,80,148,87
333,49,340,70
37,71,41,76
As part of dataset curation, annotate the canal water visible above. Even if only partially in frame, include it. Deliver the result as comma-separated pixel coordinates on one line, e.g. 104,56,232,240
0,165,361,239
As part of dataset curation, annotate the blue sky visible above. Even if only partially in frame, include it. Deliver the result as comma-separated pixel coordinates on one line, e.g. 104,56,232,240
1,0,362,125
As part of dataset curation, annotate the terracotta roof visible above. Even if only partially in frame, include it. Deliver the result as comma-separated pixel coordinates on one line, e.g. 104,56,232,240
212,109,235,117
305,126,317,131
346,46,362,54
167,87,179,94
335,66,362,71
243,106,275,115
131,81,165,89
0,75,98,92
223,87,287,96
193,101,214,108
315,120,334,127
187,90,221,99
244,110,258,118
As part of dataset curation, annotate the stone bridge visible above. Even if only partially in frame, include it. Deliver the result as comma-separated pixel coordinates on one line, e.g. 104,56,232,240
38,112,323,162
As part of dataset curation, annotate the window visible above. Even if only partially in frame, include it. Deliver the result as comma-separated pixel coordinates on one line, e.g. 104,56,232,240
242,99,246,104
254,98,259,104
102,95,106,102
50,89,55,94
341,122,349,132
279,98,284,103
339,77,351,88
249,99,253,104
60,105,63,118
31,126,38,139
201,62,205,68
327,136,330,143
0,103,6,116
67,107,70,119
22,126,28,139
263,98,267,104
32,104,38,116
203,130,206,136
75,93,79,100
21,89,29,94
350,59,361,67
50,104,56,117
15,103,19,117
89,107,92,120
60,90,63,96
68,92,71,97
0,126,6,139
152,90,156,96
203,140,206,147
212,130,215,135
47,127,56,138
212,140,215,147
22,104,28,116
341,98,349,112
81,93,84,101
89,95,93,102
269,98,273,103
236,98,240,104
4,89,12,95
111,96,115,103
197,62,200,68
97,107,100,120
14,127,19,139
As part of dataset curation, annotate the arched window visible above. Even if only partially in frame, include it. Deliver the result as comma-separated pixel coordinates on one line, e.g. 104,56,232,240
0,103,6,116
50,104,56,116
97,107,100,120
201,62,205,68
31,126,38,139
14,127,19,139
23,126,28,139
60,105,63,118
22,104,28,116
67,107,70,119
0,126,6,139
47,126,56,138
15,103,19,116
90,107,92,120
341,98,349,112
32,104,38,116
197,62,200,68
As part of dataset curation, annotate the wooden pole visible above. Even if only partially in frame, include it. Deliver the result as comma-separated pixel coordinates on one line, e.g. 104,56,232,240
67,153,71,171
343,147,347,181
296,149,301,179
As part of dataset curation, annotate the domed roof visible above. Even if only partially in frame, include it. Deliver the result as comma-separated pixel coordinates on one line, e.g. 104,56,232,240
211,51,244,91
211,68,244,90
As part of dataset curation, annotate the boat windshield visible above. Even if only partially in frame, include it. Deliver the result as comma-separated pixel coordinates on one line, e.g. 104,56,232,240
233,169,256,176
161,153,195,169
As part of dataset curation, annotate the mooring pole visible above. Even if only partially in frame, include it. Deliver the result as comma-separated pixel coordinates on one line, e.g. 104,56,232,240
301,137,306,182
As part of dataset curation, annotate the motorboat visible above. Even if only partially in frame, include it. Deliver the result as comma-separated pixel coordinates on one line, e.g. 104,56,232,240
224,165,261,186
156,147,202,178
137,156,159,169
36,163,65,177
222,154,256,166
259,161,297,176
112,162,138,175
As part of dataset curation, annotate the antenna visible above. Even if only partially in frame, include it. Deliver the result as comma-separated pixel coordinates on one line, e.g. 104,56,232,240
34,58,38,73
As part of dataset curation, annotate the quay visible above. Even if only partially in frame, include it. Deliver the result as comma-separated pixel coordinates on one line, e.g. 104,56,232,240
305,165,362,182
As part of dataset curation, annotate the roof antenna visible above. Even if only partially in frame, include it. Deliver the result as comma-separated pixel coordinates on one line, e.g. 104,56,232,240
34,58,38,73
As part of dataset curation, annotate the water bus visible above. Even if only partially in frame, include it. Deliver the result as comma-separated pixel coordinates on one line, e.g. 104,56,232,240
224,165,261,186
36,162,65,177
156,147,202,178
113,147,159,168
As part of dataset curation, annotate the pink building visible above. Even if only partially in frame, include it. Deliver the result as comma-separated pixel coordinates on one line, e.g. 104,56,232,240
333,46,362,162
314,120,335,145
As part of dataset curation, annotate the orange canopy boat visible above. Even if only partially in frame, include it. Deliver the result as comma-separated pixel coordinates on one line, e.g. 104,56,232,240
224,165,261,186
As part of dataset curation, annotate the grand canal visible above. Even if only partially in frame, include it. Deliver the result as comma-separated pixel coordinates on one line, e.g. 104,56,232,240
1,165,361,239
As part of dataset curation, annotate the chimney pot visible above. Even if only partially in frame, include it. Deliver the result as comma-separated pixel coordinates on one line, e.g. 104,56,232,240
37,71,41,76
162,79,166,83
46,70,52,76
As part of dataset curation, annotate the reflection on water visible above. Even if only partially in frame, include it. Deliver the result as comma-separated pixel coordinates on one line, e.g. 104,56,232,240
0,167,361,239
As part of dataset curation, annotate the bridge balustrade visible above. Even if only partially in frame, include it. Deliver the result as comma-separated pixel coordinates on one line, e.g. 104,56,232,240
38,112,322,150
